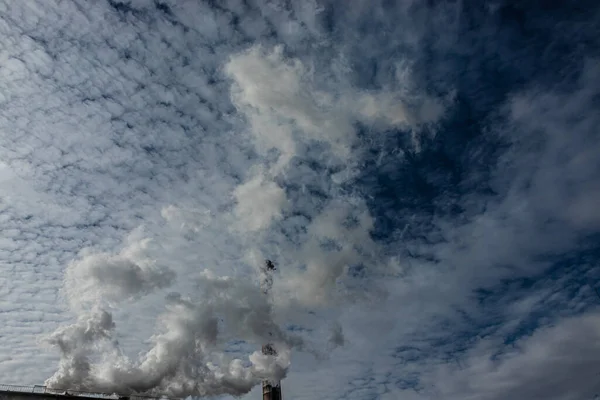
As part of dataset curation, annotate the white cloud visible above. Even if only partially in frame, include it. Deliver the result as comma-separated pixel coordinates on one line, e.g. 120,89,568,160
418,311,600,400
233,169,289,232
225,45,446,170
428,58,600,287
0,1,596,400
275,199,378,307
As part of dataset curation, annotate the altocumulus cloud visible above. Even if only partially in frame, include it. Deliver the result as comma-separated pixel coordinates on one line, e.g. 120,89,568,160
0,1,599,400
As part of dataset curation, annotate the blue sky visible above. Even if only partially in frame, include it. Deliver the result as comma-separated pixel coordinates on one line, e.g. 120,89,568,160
0,1,600,399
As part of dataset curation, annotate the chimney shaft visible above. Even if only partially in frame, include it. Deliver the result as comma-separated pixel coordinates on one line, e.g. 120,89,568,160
261,343,282,400
262,382,282,400
261,261,283,400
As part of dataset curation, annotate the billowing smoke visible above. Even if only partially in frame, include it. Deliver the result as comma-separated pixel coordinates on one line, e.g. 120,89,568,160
64,237,176,309
45,308,117,391
46,264,295,397
44,45,446,397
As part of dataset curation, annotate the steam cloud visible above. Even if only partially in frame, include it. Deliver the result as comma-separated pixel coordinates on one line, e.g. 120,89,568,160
64,238,176,309
44,45,445,397
46,265,294,397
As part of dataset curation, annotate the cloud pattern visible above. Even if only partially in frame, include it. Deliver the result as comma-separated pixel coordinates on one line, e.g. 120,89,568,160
0,1,599,399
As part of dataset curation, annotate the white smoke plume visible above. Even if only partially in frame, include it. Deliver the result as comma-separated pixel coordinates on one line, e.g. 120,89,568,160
44,45,445,398
45,268,296,397
233,169,289,232
64,237,176,309
45,309,117,391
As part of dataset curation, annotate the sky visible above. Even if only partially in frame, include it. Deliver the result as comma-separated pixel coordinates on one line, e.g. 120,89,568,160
0,0,600,399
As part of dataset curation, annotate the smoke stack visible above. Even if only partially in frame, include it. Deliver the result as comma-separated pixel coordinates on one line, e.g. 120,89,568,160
262,344,282,400
262,261,283,400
